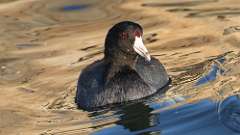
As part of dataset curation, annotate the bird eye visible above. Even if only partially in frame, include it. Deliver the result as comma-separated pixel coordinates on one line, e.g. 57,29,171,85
120,32,128,40
134,30,141,37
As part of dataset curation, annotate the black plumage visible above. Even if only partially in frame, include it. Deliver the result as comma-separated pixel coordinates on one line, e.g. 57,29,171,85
75,21,169,110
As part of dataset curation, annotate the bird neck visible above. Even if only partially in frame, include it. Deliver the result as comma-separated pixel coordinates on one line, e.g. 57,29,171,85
103,54,139,84
105,54,137,70
105,48,138,66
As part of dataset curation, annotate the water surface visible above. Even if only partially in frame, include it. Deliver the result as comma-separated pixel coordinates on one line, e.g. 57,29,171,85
1,0,240,134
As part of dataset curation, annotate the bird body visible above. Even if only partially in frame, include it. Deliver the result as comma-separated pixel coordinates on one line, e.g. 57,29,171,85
75,21,169,110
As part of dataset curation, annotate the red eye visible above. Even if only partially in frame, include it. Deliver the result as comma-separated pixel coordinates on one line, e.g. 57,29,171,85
134,30,141,37
120,32,128,40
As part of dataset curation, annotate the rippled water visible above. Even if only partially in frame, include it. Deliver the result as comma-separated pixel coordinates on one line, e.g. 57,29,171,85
75,57,232,135
86,55,240,135
195,57,225,86
1,0,240,134
92,99,234,135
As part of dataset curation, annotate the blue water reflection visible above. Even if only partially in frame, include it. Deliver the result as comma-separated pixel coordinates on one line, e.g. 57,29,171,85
195,57,225,86
61,4,89,11
93,96,240,135
219,95,240,133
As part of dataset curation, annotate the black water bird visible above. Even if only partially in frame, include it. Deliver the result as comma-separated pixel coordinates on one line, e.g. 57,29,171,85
75,21,169,110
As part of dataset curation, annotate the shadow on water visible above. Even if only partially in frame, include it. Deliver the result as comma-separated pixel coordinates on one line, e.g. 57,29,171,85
92,96,240,135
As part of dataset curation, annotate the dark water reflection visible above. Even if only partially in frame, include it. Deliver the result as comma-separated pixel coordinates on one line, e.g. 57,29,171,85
92,95,240,135
116,103,154,132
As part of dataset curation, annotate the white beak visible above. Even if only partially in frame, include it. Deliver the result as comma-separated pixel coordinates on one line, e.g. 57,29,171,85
133,36,151,61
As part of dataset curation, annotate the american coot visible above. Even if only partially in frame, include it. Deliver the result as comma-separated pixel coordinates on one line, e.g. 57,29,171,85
75,21,169,110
